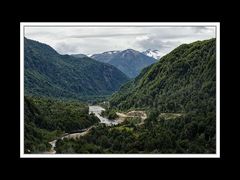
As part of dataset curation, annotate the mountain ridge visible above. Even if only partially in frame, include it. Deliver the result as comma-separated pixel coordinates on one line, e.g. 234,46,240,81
24,38,129,101
91,49,156,78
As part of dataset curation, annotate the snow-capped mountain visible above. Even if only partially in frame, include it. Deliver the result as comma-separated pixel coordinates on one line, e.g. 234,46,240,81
90,51,121,63
142,49,161,60
105,50,121,55
91,49,156,78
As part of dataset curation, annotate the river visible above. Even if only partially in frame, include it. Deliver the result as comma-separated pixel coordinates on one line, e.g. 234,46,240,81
45,106,147,154
45,105,122,154
89,105,123,125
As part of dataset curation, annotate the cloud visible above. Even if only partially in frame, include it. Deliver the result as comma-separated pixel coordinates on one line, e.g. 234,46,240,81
67,33,147,39
136,37,182,57
133,27,215,56
54,42,79,54
136,35,149,41
24,26,215,55
191,27,215,34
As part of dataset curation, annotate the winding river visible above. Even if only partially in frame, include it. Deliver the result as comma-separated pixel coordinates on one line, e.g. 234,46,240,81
45,105,121,154
45,106,147,154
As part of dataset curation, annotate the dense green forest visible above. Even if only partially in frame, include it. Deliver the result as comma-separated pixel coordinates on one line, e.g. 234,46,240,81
55,39,216,154
110,38,216,113
56,112,215,153
24,38,129,101
24,96,99,153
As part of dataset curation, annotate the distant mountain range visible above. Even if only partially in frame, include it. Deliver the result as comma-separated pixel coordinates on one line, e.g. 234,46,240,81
90,50,120,63
24,38,129,101
91,49,156,78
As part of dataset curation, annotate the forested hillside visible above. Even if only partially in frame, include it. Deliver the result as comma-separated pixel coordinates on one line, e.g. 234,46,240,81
24,96,99,153
110,38,216,114
24,38,129,101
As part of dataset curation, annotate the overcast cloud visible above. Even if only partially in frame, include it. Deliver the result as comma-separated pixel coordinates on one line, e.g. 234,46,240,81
25,26,215,56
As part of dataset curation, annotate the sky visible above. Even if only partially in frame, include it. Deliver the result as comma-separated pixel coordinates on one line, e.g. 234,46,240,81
24,26,216,56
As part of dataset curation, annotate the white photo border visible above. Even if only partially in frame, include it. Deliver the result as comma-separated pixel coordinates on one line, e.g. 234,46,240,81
20,22,220,158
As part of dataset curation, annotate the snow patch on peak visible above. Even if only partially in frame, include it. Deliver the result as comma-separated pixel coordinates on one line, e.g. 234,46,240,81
104,50,120,55
142,49,161,60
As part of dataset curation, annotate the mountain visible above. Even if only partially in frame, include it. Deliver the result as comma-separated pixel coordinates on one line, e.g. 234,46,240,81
110,39,216,114
108,39,216,153
24,38,129,101
91,50,121,63
70,53,88,58
91,49,156,78
142,49,161,60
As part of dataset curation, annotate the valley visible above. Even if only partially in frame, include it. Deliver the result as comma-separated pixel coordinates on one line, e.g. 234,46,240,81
45,105,147,154
24,37,217,154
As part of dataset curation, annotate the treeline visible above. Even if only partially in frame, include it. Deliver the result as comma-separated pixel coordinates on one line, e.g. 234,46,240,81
24,96,99,153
